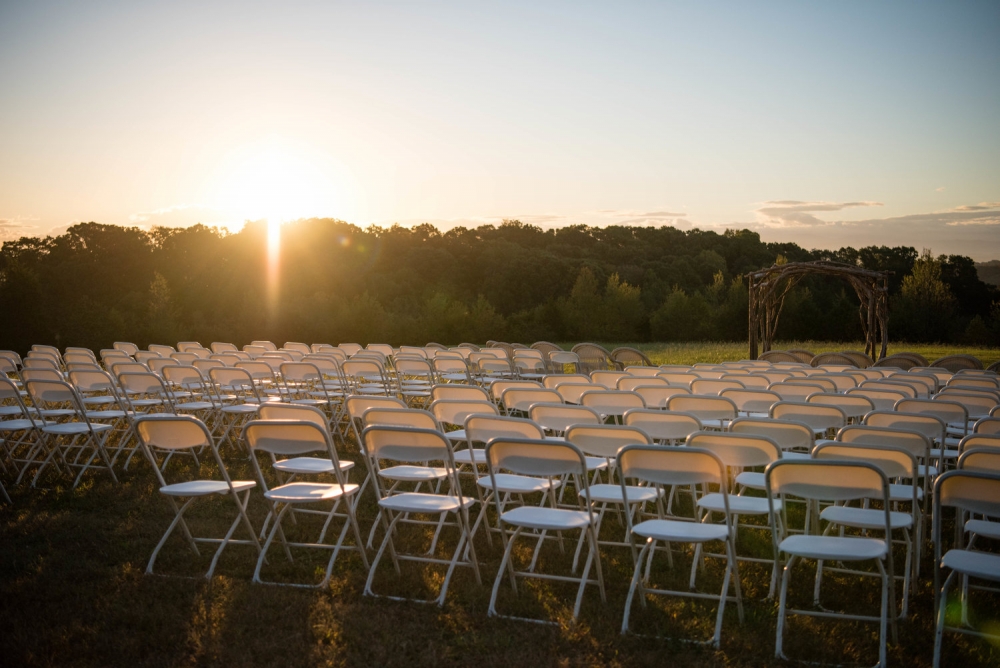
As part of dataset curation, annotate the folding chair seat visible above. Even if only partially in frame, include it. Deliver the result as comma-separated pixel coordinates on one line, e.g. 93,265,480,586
579,390,644,423
485,437,604,622
243,419,367,587
622,408,701,445
528,402,601,436
362,425,480,605
932,471,1000,667
547,351,581,374
430,384,489,403
806,392,874,422
500,387,562,416
632,384,689,409
24,379,118,489
813,443,920,617
770,401,846,440
665,395,737,430
766,460,897,666
618,445,743,646
720,388,780,416
135,415,258,577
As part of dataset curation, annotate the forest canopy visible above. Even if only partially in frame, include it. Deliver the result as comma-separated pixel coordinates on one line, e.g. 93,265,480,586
1,218,998,353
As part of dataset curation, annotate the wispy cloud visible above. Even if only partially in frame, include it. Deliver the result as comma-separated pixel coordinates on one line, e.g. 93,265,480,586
0,215,39,241
953,202,1000,212
128,203,232,228
755,200,884,227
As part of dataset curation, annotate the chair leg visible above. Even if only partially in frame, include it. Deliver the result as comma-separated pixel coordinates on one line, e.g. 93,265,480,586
488,526,523,617
148,497,198,574
775,557,793,660
934,571,956,668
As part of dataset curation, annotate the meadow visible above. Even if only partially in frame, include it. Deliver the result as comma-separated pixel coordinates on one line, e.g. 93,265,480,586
2,341,998,667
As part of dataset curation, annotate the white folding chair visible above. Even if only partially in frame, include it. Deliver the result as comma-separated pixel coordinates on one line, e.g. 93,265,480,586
485,436,605,622
766,460,897,666
244,419,368,587
361,425,480,605
136,415,259,578
618,445,743,647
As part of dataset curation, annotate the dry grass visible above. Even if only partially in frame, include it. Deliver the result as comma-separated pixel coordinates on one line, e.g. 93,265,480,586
3,341,1000,667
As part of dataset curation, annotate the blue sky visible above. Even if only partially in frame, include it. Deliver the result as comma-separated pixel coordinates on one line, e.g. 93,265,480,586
1,1,998,257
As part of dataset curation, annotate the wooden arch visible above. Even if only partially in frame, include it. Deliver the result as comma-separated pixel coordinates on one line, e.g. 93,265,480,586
747,261,890,362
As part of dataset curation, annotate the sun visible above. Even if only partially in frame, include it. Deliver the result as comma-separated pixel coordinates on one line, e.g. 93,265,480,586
210,136,344,224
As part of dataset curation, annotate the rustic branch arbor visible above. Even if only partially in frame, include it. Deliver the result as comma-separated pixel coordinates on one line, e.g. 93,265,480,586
747,261,890,362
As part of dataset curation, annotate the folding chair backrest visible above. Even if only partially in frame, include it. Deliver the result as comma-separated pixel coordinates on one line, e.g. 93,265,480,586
813,442,916,481
148,344,176,356
936,391,998,418
361,407,439,431
501,388,563,413
162,365,207,389
690,379,745,396
622,408,702,442
767,382,824,401
148,358,180,375
527,403,601,433
485,437,587,480
957,448,1000,473
579,390,645,412
861,380,918,399
770,401,846,431
542,374,590,389
786,377,836,393
118,371,171,396
258,403,329,429
837,425,931,460
244,420,339,461
466,415,544,443
617,376,667,391
565,423,651,458
934,471,1000,539
625,366,662,377
814,373,859,392
767,460,887,504
720,388,780,413
724,374,769,389
22,368,63,382
666,395,738,421
210,342,239,354
362,425,455,464
632,384,690,408
489,380,540,403
618,444,726,489
64,352,96,365
68,369,118,394
591,371,628,389
806,392,875,418
113,342,139,356
895,398,968,428
25,379,84,410
430,384,489,402
136,414,211,451
974,417,1000,435
345,395,407,420
193,359,224,375
657,372,698,387
110,361,149,377
729,417,813,451
844,387,905,411
687,431,781,468
863,410,945,442
958,434,1000,455
948,376,1000,391
367,343,395,357
24,357,60,371
429,399,499,427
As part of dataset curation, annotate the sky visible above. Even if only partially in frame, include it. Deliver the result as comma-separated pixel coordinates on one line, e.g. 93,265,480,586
1,1,999,258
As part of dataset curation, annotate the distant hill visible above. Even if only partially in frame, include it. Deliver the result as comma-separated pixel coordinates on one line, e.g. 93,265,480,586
977,260,1000,286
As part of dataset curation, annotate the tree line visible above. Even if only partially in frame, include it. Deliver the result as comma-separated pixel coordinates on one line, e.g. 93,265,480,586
0,218,997,354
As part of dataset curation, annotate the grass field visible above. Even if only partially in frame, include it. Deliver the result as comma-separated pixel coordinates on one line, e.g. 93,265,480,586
2,342,999,667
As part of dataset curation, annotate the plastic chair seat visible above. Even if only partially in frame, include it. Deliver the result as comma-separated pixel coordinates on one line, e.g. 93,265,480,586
477,473,558,494
0,419,43,431
820,505,913,530
941,549,1000,581
176,401,216,411
583,483,663,504
42,422,113,434
81,396,116,406
378,492,474,513
378,465,449,482
222,403,260,414
633,518,730,543
274,456,356,475
888,483,923,502
160,479,255,496
265,481,359,503
85,410,128,420
698,492,781,515
500,506,592,531
779,535,887,561
930,448,960,460
453,448,486,464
